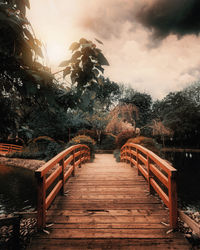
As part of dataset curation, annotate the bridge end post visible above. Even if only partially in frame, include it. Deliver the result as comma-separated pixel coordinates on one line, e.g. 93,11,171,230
35,172,46,230
169,171,178,229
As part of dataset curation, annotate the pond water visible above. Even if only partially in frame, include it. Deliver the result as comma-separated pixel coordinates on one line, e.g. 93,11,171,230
0,165,37,215
165,152,200,210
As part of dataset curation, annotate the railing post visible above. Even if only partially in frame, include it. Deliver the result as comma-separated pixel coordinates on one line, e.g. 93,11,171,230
126,146,128,164
169,171,178,229
72,150,75,176
60,158,65,195
136,148,141,176
35,173,46,230
79,147,82,168
147,156,154,194
82,147,85,164
88,148,91,162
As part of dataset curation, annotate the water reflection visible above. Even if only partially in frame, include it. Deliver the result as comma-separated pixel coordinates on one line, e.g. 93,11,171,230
165,152,200,210
0,165,37,214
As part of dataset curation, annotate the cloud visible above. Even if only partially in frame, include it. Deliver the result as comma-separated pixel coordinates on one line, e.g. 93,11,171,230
136,0,200,39
81,0,200,41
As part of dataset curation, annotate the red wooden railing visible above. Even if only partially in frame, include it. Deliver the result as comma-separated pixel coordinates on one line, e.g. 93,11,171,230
0,143,23,155
35,144,90,229
121,143,178,229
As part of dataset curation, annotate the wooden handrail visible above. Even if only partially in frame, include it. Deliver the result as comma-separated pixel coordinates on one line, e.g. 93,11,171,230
35,144,90,230
0,143,23,154
121,143,177,229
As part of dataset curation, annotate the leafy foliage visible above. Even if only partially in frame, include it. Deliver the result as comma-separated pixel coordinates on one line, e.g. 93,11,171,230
67,135,96,160
152,90,200,147
127,136,161,156
116,130,136,149
99,133,116,150
106,104,138,135
76,129,98,141
8,137,65,161
119,86,152,128
59,38,110,112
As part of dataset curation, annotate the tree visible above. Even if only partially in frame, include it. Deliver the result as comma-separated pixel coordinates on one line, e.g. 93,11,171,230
58,38,109,112
152,91,200,147
106,104,138,135
119,86,152,128
0,1,74,142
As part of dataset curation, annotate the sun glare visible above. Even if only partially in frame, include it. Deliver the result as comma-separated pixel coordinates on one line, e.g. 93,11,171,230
46,44,67,66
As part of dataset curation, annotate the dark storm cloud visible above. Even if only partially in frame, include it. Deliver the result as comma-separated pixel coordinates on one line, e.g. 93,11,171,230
81,0,200,40
136,0,200,39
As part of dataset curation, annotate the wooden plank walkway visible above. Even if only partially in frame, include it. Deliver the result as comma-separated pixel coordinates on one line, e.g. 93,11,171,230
28,154,190,249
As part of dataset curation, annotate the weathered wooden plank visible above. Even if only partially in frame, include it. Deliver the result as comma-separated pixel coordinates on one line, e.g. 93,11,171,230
179,210,200,236
45,223,167,229
45,215,168,224
47,209,167,216
53,198,161,204
62,194,155,199
31,228,185,239
27,238,190,250
49,203,165,210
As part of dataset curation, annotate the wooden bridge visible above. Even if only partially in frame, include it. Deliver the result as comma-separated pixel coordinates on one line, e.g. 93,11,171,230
0,143,23,155
28,144,190,249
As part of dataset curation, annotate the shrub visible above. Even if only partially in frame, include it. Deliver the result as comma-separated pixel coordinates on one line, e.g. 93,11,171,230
67,135,96,160
116,130,136,149
100,133,116,150
127,136,162,156
113,149,121,162
8,137,66,161
76,129,98,141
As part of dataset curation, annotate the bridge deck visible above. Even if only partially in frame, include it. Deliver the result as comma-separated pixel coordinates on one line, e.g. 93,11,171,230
28,154,190,249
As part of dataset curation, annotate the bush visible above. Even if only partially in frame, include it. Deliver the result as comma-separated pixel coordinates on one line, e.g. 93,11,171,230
76,129,98,141
113,149,121,162
67,135,96,160
8,137,66,161
116,130,136,149
127,136,162,156
100,133,116,150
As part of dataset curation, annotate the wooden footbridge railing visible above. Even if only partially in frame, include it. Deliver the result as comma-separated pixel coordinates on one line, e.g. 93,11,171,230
0,143,23,155
121,143,177,229
35,144,90,230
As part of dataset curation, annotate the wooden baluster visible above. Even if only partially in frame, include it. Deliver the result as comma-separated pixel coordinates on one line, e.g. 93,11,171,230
126,146,128,164
35,173,46,230
169,171,178,229
147,156,154,194
88,148,90,162
136,148,141,176
60,158,65,195
130,147,133,167
82,148,85,164
72,150,75,176
79,147,82,168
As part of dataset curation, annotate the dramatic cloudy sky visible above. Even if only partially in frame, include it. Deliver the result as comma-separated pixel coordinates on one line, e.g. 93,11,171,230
28,0,200,99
